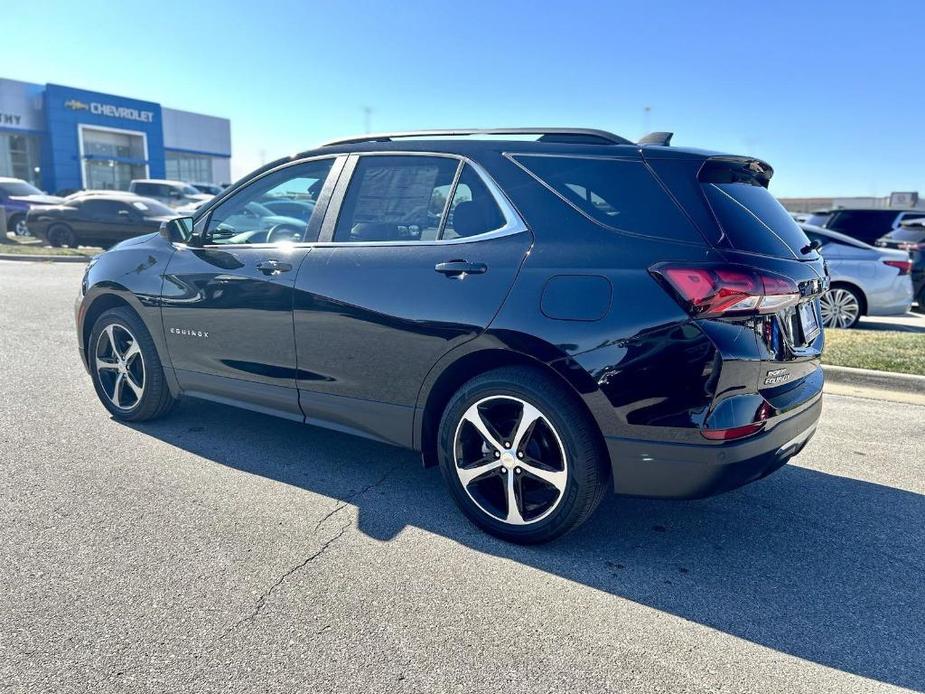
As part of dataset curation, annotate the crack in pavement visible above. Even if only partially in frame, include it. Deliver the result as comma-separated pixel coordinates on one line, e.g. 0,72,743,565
220,463,399,640
313,465,397,534
221,521,350,639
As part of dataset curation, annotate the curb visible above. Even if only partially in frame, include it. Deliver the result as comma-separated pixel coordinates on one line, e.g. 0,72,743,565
822,364,925,395
0,253,92,263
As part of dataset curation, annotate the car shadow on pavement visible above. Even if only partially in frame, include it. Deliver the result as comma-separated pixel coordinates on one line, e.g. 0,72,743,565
128,400,924,691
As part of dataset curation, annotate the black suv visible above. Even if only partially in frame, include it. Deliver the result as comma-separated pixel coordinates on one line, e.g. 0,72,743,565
75,128,826,543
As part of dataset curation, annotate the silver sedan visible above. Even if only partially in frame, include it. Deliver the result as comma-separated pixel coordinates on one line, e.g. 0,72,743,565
802,224,913,328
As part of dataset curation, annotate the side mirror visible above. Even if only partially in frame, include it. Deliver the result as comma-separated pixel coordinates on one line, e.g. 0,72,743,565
160,217,195,244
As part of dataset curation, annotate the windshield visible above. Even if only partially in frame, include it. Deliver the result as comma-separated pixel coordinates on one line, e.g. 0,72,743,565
703,181,815,259
0,181,44,196
179,184,201,196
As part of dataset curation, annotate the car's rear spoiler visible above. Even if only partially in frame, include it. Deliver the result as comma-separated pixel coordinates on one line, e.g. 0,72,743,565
698,156,774,188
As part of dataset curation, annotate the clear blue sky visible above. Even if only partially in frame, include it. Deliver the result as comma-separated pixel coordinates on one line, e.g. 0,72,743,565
5,0,924,196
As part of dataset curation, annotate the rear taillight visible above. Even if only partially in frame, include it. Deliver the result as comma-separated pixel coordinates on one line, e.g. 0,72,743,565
651,264,800,318
883,259,913,275
701,422,766,441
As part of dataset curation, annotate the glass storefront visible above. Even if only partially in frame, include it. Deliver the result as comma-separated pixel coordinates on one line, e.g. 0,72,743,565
0,132,41,186
83,159,147,190
165,151,215,182
80,126,148,190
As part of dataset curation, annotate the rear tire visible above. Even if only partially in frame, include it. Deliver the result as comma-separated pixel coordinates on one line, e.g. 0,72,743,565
89,307,176,422
47,223,76,248
820,285,862,329
437,366,609,544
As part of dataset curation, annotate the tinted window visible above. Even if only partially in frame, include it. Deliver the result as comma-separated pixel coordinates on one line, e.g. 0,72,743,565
825,210,898,244
132,183,153,196
441,165,506,239
703,182,814,259
206,159,333,245
81,199,128,217
334,156,460,242
511,155,703,242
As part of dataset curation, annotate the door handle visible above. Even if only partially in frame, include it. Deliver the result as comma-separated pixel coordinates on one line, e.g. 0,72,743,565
434,260,488,277
257,259,293,275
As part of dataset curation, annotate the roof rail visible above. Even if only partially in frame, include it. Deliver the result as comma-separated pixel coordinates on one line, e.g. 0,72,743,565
638,131,673,146
321,128,633,147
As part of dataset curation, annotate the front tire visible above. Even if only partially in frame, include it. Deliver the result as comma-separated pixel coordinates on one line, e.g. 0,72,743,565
9,214,29,237
89,307,176,422
437,366,608,544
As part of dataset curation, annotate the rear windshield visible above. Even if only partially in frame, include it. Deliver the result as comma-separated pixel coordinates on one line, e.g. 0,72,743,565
510,155,703,243
824,210,897,244
702,181,814,259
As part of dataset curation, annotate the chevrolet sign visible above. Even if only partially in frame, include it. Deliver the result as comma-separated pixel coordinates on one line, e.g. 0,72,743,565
66,98,154,123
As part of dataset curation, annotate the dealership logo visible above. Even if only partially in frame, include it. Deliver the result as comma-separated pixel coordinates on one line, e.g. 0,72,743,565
0,112,23,125
65,97,154,123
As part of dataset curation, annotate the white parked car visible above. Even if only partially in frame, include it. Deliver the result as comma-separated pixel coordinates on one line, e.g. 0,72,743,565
128,179,212,209
801,224,913,328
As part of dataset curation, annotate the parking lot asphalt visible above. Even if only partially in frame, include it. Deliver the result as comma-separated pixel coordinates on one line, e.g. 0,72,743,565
1,260,923,694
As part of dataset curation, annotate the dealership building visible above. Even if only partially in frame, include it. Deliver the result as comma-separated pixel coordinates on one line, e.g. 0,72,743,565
0,78,231,193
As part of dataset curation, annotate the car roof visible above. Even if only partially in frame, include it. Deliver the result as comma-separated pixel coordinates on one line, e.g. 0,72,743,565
132,178,187,185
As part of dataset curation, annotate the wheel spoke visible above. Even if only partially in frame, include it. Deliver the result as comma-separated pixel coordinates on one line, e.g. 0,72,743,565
520,458,567,492
457,459,502,486
461,404,504,451
122,340,141,362
505,470,525,525
96,357,119,371
111,373,124,408
104,325,120,359
124,373,144,400
511,402,542,452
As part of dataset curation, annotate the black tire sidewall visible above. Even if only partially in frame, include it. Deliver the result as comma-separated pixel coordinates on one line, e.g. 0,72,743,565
437,367,606,543
48,224,75,248
88,307,171,422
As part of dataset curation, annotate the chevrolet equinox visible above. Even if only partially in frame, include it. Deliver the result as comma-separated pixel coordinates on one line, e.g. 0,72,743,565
75,128,826,543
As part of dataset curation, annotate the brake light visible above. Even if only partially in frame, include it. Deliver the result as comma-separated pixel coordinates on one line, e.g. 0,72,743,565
701,422,766,441
651,264,800,318
883,259,912,275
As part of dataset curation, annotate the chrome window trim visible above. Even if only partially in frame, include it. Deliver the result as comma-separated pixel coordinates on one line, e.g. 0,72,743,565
324,151,529,246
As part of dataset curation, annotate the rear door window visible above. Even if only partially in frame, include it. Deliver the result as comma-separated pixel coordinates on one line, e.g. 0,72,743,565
510,155,704,243
333,156,463,242
702,181,814,259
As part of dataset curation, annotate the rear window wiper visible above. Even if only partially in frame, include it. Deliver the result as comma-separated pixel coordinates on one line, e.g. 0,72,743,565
801,239,822,255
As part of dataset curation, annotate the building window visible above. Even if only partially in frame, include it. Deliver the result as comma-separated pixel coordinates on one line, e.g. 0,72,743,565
165,151,214,183
0,132,41,186
79,126,148,191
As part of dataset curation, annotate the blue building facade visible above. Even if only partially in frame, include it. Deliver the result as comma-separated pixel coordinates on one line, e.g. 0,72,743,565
0,78,231,193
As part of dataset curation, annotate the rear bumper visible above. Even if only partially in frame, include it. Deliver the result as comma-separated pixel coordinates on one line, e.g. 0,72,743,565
605,395,822,498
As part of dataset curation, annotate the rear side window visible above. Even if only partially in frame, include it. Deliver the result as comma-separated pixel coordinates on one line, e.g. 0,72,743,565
702,182,813,259
825,210,898,244
510,155,703,243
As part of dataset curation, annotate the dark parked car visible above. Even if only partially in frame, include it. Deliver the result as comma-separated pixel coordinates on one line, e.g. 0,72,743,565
0,177,64,236
822,208,925,245
27,193,177,248
75,128,827,543
876,218,925,311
